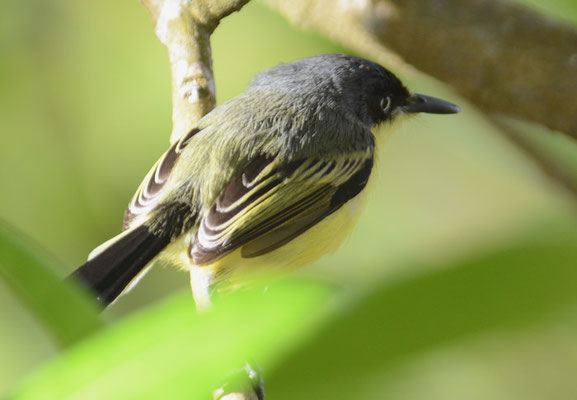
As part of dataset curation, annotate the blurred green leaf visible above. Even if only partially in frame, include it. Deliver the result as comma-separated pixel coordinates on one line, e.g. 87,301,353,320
0,220,103,348
267,242,577,399
10,280,332,400
518,0,577,26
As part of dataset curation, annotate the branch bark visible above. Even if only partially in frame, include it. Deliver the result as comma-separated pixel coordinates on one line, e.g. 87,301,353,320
262,0,577,140
142,0,250,143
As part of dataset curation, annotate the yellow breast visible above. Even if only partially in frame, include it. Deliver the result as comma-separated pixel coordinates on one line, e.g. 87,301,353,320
158,185,369,289
213,185,370,287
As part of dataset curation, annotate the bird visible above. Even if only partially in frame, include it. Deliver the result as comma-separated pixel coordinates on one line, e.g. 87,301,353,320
69,53,460,309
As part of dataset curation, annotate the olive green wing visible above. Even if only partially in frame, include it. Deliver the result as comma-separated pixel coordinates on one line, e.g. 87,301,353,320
190,149,374,265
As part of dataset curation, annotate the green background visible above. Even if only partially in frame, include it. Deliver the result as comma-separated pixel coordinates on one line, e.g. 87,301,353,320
2,0,577,398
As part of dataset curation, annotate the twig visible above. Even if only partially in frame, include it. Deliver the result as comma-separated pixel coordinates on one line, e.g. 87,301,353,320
142,0,251,143
492,115,577,203
141,1,256,398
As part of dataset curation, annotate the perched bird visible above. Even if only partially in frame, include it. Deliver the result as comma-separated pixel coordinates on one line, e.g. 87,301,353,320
70,53,460,309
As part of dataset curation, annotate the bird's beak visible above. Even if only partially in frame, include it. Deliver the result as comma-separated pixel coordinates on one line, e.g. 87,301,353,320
402,93,461,114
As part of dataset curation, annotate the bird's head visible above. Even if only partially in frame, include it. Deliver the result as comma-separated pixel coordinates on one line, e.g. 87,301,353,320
249,53,460,128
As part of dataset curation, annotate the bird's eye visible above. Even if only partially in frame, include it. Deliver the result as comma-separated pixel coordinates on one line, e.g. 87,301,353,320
380,96,392,114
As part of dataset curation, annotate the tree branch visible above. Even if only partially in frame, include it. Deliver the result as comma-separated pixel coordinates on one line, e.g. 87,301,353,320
262,0,577,140
491,115,577,204
142,0,250,143
141,2,256,398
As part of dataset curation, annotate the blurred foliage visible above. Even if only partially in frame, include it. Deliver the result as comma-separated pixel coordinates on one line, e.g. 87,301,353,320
520,0,577,25
1,0,577,398
11,280,333,399
268,243,577,399
0,221,103,348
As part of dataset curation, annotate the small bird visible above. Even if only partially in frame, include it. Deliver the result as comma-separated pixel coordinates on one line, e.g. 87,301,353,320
70,54,460,309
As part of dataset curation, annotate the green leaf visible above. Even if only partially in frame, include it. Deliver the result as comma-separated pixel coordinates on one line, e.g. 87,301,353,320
0,220,103,348
9,280,332,399
266,243,577,399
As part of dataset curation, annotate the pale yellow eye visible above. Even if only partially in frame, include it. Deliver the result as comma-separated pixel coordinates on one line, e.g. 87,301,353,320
380,96,392,113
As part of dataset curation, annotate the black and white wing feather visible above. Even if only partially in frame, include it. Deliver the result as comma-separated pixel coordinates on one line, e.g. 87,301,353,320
123,128,200,229
191,148,374,265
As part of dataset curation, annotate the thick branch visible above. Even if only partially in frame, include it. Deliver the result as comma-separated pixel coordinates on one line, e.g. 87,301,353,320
142,0,250,143
262,0,577,139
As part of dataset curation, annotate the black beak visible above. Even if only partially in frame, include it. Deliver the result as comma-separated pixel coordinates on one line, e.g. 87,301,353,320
402,93,461,114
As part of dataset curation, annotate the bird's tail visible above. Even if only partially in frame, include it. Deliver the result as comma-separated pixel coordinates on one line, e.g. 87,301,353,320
67,225,171,306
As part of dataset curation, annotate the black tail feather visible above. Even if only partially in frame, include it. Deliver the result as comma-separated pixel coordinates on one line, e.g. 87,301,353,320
68,225,171,306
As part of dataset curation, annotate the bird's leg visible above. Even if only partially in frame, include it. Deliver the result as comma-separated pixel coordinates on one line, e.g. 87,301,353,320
189,264,215,313
189,265,265,399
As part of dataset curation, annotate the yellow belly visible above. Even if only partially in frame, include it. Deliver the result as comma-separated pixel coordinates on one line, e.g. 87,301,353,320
222,191,367,284
159,187,369,290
